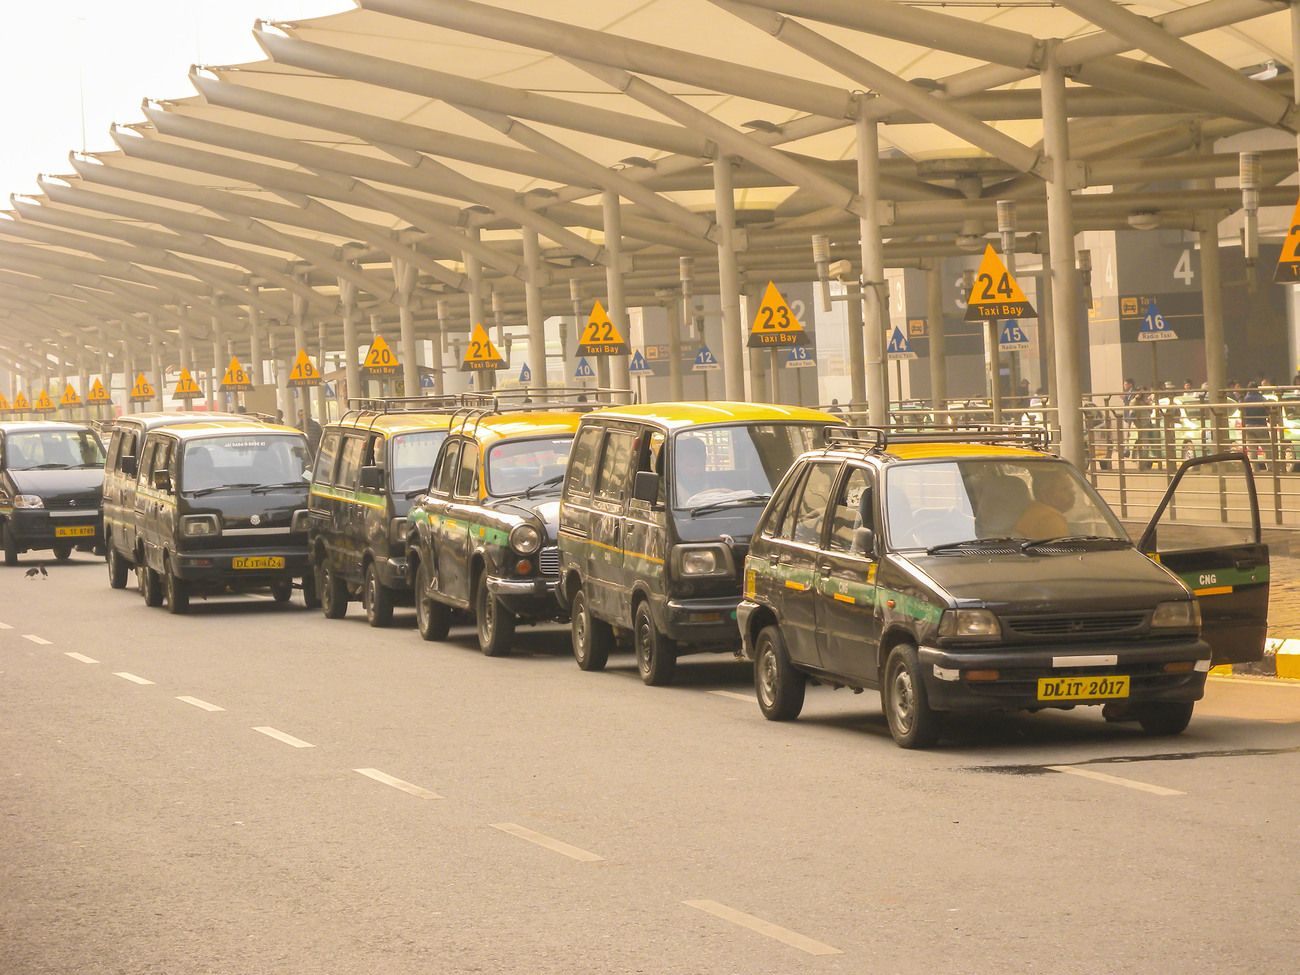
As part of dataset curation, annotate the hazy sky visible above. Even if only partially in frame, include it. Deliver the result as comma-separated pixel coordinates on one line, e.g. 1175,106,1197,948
0,0,352,199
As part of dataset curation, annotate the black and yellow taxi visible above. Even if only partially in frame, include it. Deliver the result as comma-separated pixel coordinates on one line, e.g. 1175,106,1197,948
738,427,1269,747
557,402,842,684
0,421,107,565
407,406,582,654
307,402,457,625
133,419,314,612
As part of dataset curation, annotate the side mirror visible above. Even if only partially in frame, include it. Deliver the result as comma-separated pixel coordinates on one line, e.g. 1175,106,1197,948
852,526,875,556
121,455,138,477
632,470,660,505
301,468,312,482
152,468,172,492
358,465,385,492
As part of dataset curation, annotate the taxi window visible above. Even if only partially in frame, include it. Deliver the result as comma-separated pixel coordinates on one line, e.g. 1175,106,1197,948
455,442,480,499
761,463,807,539
336,436,366,491
487,436,574,496
565,425,602,497
828,467,874,554
138,436,162,481
671,422,825,511
595,430,636,502
788,462,837,547
391,431,449,494
314,431,342,487
432,440,462,496
106,430,123,469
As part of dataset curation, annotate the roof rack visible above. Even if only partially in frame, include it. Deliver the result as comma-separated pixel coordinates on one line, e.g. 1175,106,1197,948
445,387,635,440
825,424,1050,452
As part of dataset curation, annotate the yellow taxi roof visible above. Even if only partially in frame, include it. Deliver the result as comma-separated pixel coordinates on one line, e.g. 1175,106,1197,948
166,420,304,440
884,442,1054,461
452,411,583,443
331,411,456,436
587,401,843,430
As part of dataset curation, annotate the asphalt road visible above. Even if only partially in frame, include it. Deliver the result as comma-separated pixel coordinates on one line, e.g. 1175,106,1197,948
3,553,1299,974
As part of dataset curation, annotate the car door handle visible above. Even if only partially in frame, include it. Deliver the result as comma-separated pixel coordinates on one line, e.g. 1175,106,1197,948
1233,557,1260,570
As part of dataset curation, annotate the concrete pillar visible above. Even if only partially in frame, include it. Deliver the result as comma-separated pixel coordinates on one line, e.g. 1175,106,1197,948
338,279,359,406
292,293,312,430
846,282,868,412
666,297,685,401
522,228,549,392
857,115,889,426
925,264,947,411
392,257,420,398
316,321,329,421
712,159,746,402
601,190,632,401
464,230,492,392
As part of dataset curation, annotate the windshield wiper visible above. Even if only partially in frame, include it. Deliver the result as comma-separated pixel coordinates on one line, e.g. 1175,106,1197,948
251,481,307,494
186,482,261,497
28,463,71,470
689,493,771,518
522,474,566,498
1020,534,1129,552
926,536,1025,555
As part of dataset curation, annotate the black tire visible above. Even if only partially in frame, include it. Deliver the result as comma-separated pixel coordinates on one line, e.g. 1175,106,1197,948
317,561,348,619
475,572,516,657
164,558,189,614
139,561,163,608
106,544,129,589
271,580,293,604
1136,701,1194,736
570,587,612,672
2,522,19,566
300,571,320,610
363,561,394,627
634,600,677,686
883,644,941,749
52,544,72,563
415,559,451,641
754,625,805,720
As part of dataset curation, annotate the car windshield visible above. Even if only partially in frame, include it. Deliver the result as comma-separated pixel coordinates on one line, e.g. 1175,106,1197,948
884,458,1127,550
391,430,448,493
672,422,829,512
4,429,105,470
181,435,310,494
486,436,575,496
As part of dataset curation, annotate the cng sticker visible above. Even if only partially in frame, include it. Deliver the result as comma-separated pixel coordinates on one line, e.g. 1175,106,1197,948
964,244,1037,321
220,356,254,391
748,281,808,348
460,323,506,371
130,374,156,401
1275,196,1300,282
59,383,82,408
576,300,629,356
362,335,400,377
87,378,111,404
288,349,322,387
172,367,203,400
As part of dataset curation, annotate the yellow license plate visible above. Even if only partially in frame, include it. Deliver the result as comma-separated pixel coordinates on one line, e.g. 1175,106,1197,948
1037,675,1130,702
232,556,285,570
54,525,95,538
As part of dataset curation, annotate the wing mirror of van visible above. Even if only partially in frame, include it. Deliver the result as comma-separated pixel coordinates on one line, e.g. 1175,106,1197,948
152,469,172,492
632,470,660,505
852,527,875,556
359,465,385,492
121,455,138,477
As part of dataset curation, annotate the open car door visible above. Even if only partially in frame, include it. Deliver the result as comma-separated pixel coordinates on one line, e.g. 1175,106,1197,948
1137,452,1269,665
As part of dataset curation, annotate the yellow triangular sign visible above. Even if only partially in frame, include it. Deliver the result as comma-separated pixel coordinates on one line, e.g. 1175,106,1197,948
87,378,111,404
1275,196,1300,282
287,348,322,388
748,281,809,348
576,300,629,356
460,323,506,372
172,367,203,400
33,389,56,412
362,335,400,377
59,383,82,408
964,244,1037,321
0,392,10,413
130,373,156,401
220,356,254,392
13,391,30,410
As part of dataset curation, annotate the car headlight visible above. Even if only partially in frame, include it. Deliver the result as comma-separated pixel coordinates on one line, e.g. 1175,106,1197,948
181,514,220,537
674,544,733,577
938,608,1002,639
509,523,541,555
1152,600,1201,629
293,509,312,535
13,494,44,509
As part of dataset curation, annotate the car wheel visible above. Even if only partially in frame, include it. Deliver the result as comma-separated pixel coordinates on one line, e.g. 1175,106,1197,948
164,558,189,614
363,562,394,627
271,580,293,604
300,571,320,609
754,624,805,721
570,587,612,672
317,561,348,620
883,644,941,749
2,523,20,566
106,544,129,590
475,572,516,657
1135,701,1194,736
415,560,451,641
139,561,164,607
634,600,677,686
52,544,73,563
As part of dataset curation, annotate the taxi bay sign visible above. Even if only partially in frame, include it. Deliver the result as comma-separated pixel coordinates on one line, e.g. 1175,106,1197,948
748,281,808,348
576,300,629,356
964,245,1036,321
460,324,506,372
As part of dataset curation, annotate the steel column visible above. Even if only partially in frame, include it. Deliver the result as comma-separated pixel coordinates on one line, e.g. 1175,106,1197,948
712,160,747,402
522,228,549,392
926,264,947,410
857,116,888,426
602,191,632,401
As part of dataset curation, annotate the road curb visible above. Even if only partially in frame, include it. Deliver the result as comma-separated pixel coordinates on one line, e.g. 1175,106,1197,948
1210,638,1300,680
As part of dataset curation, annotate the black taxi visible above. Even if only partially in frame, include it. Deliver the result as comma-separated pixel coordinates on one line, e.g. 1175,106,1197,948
557,402,842,684
133,419,314,612
307,401,456,625
407,405,581,654
1,421,107,565
738,427,1269,747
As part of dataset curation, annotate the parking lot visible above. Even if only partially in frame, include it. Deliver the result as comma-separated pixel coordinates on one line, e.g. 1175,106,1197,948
3,553,1299,974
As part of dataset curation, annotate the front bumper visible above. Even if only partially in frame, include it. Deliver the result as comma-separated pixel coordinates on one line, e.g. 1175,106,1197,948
736,599,761,661
374,555,409,591
172,546,309,585
486,573,563,620
4,508,103,550
917,638,1211,711
661,594,742,650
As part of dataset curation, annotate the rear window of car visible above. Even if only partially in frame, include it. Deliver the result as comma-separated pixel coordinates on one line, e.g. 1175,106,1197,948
565,425,603,497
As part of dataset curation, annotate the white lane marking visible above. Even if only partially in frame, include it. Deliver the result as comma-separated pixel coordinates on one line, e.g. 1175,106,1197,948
709,690,754,703
253,726,315,749
65,652,98,664
354,768,442,800
0,621,12,629
490,823,603,862
114,672,155,686
21,634,52,645
177,696,225,712
684,899,842,956
1209,675,1300,690
1047,765,1184,797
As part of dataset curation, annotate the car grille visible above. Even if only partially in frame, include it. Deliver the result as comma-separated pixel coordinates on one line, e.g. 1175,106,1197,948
1005,613,1147,638
48,494,100,510
538,546,560,576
